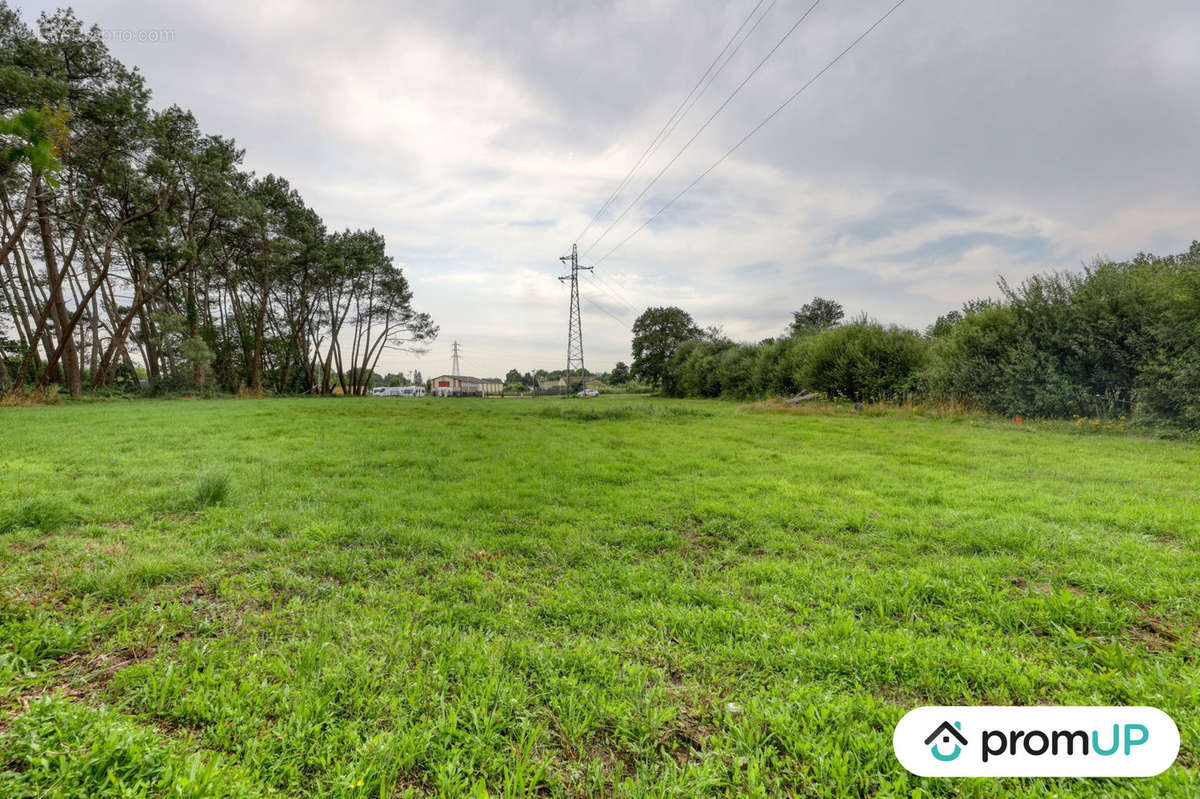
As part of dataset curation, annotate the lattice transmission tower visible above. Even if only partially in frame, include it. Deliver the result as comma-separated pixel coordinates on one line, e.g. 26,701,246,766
558,243,592,394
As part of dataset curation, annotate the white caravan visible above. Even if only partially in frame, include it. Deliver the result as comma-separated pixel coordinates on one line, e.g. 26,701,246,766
372,386,426,397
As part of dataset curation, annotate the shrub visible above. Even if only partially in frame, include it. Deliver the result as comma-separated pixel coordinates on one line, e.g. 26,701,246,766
750,336,816,398
713,344,758,399
1135,249,1200,428
800,321,929,403
925,244,1200,424
925,304,1021,412
648,241,1200,425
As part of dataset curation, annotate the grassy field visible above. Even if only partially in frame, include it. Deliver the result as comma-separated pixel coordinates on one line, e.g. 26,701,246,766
1,396,1197,797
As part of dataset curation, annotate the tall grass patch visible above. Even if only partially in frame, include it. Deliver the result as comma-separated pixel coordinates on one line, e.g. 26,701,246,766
193,472,230,508
0,496,77,533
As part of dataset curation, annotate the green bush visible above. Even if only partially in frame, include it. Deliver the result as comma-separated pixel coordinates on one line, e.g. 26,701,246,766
755,336,814,397
649,241,1200,425
800,321,929,403
664,340,759,399
924,303,1021,411
1135,250,1200,428
925,243,1200,425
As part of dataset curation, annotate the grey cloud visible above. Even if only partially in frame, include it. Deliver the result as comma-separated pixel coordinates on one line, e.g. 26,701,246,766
29,0,1200,377
884,232,1055,265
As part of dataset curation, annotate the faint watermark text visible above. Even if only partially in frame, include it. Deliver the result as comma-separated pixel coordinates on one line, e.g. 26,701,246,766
101,28,175,45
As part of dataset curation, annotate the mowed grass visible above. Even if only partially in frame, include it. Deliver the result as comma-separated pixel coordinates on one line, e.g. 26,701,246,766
1,396,1197,798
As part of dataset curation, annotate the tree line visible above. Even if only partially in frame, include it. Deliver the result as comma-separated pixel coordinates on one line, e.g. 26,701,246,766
630,242,1200,429
0,6,435,398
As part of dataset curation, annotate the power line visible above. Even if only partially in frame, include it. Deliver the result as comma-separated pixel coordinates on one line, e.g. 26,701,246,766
572,0,772,248
580,293,631,327
585,271,638,315
627,0,780,205
594,0,910,269
580,0,822,260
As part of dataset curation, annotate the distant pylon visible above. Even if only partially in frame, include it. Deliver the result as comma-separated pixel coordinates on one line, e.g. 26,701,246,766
451,341,461,377
558,243,592,394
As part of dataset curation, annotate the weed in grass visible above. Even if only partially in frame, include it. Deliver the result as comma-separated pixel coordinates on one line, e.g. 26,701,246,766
0,496,76,533
193,472,230,508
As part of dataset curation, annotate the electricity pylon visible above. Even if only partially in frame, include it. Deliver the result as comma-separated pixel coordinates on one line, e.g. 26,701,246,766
558,243,592,394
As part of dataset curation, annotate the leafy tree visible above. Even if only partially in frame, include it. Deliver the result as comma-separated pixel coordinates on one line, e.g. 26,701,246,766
504,368,522,385
3,7,160,395
609,361,630,384
631,306,700,387
789,297,844,336
927,311,963,338
0,4,436,399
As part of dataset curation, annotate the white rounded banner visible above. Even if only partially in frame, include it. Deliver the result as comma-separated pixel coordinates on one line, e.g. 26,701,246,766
893,706,1179,777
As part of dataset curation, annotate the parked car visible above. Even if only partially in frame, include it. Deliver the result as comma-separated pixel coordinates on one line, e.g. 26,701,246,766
577,388,599,397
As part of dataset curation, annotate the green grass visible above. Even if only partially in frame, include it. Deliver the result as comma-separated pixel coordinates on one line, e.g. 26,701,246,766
1,396,1197,797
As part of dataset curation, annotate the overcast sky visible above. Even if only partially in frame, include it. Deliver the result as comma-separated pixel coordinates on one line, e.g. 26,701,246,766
21,0,1200,378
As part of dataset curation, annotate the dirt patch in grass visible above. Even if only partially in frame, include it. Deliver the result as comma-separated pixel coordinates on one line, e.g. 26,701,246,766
872,685,940,709
678,526,713,557
656,709,716,764
394,772,436,797
469,548,504,564
674,515,739,560
3,581,245,729
2,645,152,731
1006,576,1087,596
1128,612,1184,652
1,537,48,556
583,735,640,781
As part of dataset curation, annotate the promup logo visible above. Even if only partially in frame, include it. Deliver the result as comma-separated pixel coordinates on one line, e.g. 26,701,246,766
894,707,1179,777
924,721,967,762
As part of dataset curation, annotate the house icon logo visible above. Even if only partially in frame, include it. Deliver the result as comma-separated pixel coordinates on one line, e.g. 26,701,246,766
924,721,967,761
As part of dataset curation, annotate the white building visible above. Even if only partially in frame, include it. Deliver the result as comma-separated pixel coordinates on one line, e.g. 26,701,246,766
429,375,503,397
